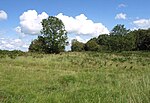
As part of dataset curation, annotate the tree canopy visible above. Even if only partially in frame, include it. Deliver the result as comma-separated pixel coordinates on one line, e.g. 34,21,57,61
85,38,100,51
29,22,150,53
110,24,130,36
71,24,150,52
71,39,85,52
29,16,68,53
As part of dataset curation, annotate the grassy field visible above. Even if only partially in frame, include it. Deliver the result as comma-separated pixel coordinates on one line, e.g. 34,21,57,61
0,51,150,103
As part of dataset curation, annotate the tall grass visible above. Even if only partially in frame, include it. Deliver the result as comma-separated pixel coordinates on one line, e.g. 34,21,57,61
0,51,150,103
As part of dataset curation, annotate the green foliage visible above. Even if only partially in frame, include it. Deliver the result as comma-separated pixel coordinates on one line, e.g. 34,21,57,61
0,50,24,59
85,38,100,51
71,39,85,52
133,29,150,50
97,34,135,52
29,36,46,53
97,34,110,51
107,24,133,51
29,16,68,54
108,35,135,51
87,24,134,52
28,23,149,53
41,16,68,53
110,24,130,36
87,24,149,52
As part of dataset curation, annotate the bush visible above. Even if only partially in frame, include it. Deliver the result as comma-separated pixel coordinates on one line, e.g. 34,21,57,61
71,39,85,52
85,39,100,51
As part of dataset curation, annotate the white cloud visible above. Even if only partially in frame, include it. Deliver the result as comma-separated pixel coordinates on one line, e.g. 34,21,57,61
75,36,86,43
56,13,109,36
115,13,126,20
73,36,89,43
67,36,90,46
16,10,109,37
0,38,29,51
15,26,26,37
16,10,48,35
0,10,7,20
130,27,139,31
133,19,150,29
118,4,126,8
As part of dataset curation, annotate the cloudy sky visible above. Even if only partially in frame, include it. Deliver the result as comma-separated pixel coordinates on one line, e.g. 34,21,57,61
0,0,150,51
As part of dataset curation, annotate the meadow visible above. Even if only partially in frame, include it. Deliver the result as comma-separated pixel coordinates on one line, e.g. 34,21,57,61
0,51,150,103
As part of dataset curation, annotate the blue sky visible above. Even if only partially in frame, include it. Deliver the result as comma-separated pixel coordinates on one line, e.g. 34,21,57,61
0,0,150,51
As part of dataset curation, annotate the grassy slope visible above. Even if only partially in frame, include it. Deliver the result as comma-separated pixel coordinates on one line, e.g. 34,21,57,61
0,52,150,103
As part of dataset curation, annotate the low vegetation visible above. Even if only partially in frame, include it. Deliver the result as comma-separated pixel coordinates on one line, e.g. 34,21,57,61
0,51,150,103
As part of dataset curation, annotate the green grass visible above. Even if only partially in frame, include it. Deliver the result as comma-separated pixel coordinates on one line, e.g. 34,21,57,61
0,51,150,103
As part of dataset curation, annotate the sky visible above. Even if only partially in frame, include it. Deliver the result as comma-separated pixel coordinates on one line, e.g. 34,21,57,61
0,0,150,51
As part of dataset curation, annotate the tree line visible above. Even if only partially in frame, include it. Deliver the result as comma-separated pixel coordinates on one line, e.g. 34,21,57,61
1,16,149,54
71,24,150,52
29,16,150,53
27,17,150,53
